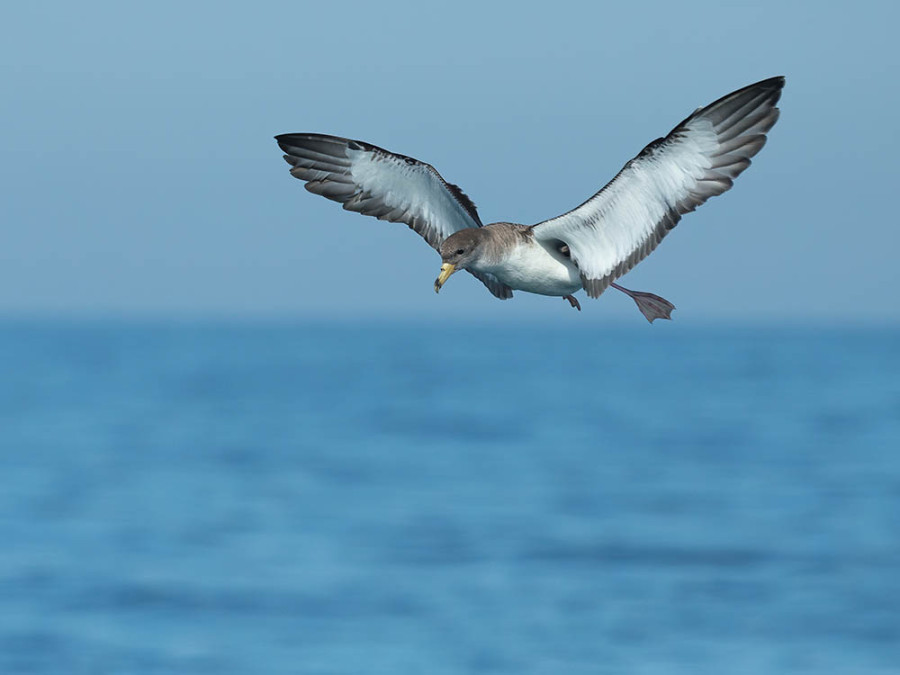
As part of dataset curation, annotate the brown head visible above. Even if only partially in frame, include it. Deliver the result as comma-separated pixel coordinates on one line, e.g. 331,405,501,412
434,229,487,293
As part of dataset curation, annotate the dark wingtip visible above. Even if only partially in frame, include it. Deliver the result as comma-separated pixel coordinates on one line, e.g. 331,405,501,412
274,134,291,153
727,76,786,104
750,76,786,100
748,76,785,91
275,133,306,154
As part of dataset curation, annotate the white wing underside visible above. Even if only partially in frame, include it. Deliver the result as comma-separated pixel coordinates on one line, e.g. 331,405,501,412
533,77,784,297
276,133,513,299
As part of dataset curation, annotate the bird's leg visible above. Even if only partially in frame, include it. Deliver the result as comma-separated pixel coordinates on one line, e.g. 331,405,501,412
610,282,675,323
563,295,581,311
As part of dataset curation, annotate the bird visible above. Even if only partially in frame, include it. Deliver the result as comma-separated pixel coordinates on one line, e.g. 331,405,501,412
275,76,783,322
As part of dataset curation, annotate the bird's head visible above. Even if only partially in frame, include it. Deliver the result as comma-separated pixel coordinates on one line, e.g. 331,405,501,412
434,229,484,293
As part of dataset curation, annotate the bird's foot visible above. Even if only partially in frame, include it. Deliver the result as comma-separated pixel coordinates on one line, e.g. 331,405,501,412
610,283,675,323
563,294,581,311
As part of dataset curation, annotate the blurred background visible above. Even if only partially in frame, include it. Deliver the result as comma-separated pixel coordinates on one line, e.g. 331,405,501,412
2,1,899,673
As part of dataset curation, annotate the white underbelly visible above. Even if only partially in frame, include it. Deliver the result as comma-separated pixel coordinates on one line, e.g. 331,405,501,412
482,242,582,296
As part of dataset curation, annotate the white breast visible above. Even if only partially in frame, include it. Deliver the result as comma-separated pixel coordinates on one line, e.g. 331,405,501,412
480,240,582,296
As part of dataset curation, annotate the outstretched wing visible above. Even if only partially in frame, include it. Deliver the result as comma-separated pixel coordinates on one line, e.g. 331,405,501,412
532,77,784,297
276,133,483,247
276,133,512,299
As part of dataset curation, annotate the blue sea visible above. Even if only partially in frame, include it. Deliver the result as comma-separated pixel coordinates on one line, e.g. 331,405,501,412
1,319,898,674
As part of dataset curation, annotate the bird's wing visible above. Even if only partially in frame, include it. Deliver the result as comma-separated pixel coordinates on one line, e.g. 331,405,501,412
467,269,514,300
276,133,483,248
276,133,512,299
531,76,784,297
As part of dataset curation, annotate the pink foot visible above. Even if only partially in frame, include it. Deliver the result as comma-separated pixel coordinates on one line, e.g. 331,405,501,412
563,294,581,311
611,282,675,323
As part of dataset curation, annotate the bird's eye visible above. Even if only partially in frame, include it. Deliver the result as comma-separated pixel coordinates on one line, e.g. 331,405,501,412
455,248,465,255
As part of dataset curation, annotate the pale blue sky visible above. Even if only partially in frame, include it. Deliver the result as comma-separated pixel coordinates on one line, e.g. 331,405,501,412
2,1,898,322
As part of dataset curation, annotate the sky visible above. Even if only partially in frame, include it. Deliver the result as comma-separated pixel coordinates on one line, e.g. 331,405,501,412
2,0,898,323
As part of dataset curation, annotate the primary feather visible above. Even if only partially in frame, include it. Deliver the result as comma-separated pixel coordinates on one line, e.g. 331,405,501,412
532,76,784,297
276,133,512,298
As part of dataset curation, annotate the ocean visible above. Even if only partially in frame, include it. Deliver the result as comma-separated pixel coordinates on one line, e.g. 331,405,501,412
1,319,898,674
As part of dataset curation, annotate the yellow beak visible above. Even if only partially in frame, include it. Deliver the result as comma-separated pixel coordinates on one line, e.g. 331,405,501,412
434,263,456,293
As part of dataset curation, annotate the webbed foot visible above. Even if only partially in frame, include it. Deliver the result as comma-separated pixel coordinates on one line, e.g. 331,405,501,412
611,283,675,323
563,294,581,311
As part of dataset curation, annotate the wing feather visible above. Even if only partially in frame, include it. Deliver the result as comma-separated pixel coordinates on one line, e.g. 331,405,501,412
276,133,513,299
532,77,784,298
276,133,483,250
275,134,512,300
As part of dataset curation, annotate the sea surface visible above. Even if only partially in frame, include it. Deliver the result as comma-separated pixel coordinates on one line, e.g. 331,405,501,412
1,319,898,674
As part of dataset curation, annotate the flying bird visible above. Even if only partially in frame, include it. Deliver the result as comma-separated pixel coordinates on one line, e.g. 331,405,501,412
276,77,783,322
